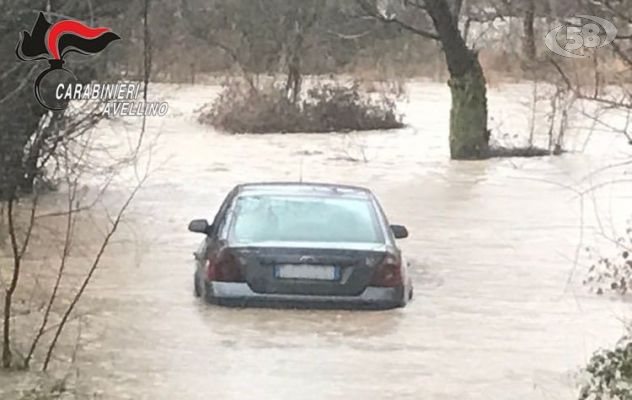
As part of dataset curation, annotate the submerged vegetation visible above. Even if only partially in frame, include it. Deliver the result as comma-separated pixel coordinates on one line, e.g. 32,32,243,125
198,80,403,133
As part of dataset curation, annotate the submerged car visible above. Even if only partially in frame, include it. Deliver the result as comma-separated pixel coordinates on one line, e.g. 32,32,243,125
188,182,412,309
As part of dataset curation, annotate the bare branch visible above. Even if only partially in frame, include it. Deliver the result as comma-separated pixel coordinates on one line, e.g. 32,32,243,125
24,149,78,369
42,174,148,371
356,0,440,41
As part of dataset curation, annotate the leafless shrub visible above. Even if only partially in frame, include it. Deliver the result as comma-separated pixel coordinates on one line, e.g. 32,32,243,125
199,80,403,133
198,80,301,133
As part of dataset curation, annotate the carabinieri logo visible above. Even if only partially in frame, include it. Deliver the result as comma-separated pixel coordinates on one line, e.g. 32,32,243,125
16,12,120,110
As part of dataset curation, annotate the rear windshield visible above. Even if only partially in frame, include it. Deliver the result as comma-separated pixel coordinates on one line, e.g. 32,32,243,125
229,195,384,244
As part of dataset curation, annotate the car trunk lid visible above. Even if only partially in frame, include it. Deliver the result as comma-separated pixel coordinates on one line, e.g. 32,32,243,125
231,243,387,296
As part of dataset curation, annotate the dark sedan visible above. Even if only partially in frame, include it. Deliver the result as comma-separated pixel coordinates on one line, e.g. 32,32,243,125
188,182,412,309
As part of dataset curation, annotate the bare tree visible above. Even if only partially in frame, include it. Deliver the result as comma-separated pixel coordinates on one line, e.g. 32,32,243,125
1,0,154,369
358,0,489,159
522,0,536,61
2,195,37,368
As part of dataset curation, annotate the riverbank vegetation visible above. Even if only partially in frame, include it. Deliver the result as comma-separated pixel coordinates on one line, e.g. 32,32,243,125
581,222,632,399
579,328,632,400
1,0,153,383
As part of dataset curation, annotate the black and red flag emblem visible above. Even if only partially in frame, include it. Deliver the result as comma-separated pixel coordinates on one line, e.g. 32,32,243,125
16,12,120,110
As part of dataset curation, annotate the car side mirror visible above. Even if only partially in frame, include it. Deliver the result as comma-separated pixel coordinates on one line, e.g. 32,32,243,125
390,224,409,239
188,219,212,235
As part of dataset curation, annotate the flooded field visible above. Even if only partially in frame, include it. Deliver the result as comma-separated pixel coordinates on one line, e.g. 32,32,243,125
3,81,632,399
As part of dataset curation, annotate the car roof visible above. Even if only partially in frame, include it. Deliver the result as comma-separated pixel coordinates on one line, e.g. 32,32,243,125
234,182,373,199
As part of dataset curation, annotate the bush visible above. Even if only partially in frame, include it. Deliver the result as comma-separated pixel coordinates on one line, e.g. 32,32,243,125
198,80,404,133
584,224,632,296
302,83,403,132
579,332,632,400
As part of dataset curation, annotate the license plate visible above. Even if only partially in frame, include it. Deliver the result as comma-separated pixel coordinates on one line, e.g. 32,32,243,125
275,264,339,281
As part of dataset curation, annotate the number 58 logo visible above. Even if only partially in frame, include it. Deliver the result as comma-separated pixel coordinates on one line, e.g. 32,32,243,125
545,15,617,58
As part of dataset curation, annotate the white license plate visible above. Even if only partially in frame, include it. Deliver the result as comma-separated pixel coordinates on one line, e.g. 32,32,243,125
275,264,339,281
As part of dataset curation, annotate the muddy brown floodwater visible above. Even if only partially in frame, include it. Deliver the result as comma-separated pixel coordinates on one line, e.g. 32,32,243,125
15,82,632,399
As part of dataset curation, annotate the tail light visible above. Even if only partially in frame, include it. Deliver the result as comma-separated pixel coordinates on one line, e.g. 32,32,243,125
370,253,402,287
206,249,245,282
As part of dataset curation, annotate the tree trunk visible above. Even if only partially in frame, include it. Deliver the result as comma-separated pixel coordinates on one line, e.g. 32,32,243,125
448,62,489,159
285,20,304,105
425,0,489,159
2,198,20,369
522,0,536,61
285,55,302,104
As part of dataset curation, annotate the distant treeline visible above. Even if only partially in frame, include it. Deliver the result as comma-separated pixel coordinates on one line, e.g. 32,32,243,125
0,0,609,85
